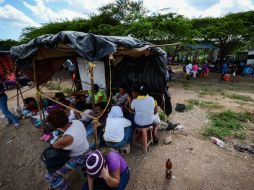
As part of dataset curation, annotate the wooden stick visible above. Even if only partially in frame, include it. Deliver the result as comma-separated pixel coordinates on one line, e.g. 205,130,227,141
8,87,34,100
33,60,44,126
149,42,181,48
89,62,98,149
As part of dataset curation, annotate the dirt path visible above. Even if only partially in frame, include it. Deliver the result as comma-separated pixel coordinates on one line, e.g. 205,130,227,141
0,76,254,190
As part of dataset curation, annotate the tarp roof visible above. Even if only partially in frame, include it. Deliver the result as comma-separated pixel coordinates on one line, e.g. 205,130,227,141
10,31,165,67
10,31,167,85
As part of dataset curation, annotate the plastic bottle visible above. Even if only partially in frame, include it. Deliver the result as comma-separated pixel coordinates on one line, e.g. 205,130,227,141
165,159,172,179
210,137,225,148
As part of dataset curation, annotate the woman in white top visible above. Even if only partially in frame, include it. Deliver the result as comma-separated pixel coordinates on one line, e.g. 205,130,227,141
104,106,132,148
45,109,90,190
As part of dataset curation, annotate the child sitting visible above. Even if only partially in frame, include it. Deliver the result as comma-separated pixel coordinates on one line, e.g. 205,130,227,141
62,100,81,122
22,97,38,117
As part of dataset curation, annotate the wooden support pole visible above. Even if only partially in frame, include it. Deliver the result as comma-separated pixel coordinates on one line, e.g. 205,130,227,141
149,42,181,48
90,64,95,112
33,60,44,127
89,62,98,149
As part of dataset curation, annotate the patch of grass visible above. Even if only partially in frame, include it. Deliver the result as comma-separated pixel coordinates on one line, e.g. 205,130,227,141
46,82,61,90
159,111,167,121
233,132,246,140
186,103,194,111
227,94,253,102
187,99,222,110
62,87,72,95
203,110,254,140
198,87,225,97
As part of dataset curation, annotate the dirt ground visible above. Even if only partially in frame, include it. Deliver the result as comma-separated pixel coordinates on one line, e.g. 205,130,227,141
0,70,254,190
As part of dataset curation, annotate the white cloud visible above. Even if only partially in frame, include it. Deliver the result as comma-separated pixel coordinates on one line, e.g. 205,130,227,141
64,0,115,14
0,0,4,4
144,0,254,18
0,4,39,27
144,0,202,18
201,0,254,17
22,0,254,24
24,0,88,22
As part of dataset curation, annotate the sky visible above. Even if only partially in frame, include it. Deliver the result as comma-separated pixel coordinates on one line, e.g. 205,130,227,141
0,0,254,40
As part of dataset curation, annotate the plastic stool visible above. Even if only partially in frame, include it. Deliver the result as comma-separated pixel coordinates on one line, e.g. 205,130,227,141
133,126,153,153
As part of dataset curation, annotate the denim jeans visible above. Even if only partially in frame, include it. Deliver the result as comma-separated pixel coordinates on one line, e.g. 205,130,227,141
106,127,133,148
0,95,19,125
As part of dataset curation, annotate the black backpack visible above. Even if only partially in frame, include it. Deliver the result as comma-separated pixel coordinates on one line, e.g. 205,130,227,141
41,146,70,173
175,103,186,112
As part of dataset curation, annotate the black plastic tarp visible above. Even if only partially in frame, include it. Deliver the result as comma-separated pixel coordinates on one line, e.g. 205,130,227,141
10,31,172,115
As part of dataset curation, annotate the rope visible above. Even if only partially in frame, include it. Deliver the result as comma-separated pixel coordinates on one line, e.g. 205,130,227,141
40,56,112,121
88,62,96,80
92,56,113,149
97,58,112,119
33,57,114,149
40,92,95,119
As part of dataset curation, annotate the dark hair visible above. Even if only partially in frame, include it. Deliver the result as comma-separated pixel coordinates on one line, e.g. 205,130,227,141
95,103,103,109
23,97,37,106
139,85,147,95
55,92,65,102
46,110,69,129
62,100,71,110
94,84,99,92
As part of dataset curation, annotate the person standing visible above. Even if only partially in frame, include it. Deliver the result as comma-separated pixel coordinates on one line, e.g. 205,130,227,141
203,62,209,78
185,62,192,80
192,63,199,78
0,80,20,128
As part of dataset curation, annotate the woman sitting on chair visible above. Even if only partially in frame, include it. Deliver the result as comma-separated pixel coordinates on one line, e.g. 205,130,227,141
45,109,90,190
131,85,159,143
104,106,132,148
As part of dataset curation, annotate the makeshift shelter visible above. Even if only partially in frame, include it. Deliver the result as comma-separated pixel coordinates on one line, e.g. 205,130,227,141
10,31,172,115
186,42,219,62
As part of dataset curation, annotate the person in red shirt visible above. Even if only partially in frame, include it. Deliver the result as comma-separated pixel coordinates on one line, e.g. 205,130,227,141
4,70,16,89
192,63,199,78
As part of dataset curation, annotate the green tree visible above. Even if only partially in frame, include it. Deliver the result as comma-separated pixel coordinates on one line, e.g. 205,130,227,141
128,13,197,44
192,11,254,59
20,19,87,43
98,0,148,24
0,39,20,50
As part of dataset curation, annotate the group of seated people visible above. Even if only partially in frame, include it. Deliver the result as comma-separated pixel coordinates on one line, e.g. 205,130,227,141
38,84,162,190
47,84,160,146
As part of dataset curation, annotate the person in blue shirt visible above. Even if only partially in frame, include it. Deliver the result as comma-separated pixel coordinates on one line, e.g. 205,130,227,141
243,65,253,76
221,63,228,74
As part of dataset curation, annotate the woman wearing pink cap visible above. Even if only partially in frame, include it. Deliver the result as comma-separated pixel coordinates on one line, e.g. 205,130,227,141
83,150,130,190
